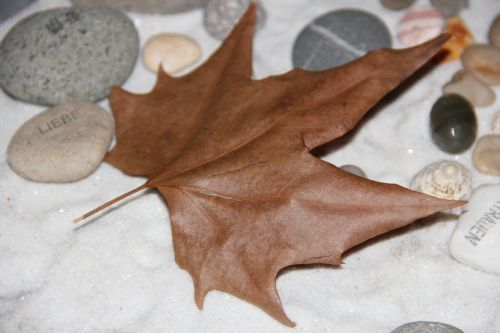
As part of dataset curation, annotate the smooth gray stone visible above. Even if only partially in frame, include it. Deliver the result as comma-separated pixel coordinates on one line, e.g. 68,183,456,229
71,0,205,14
292,9,391,71
391,321,463,333
0,0,35,23
430,0,469,18
0,7,139,106
381,0,416,11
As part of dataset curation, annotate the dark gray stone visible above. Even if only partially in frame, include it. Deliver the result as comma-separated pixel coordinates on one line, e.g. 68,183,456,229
71,0,205,14
430,0,469,18
292,9,391,71
430,94,477,154
391,321,463,333
0,0,35,23
381,0,416,11
0,7,139,106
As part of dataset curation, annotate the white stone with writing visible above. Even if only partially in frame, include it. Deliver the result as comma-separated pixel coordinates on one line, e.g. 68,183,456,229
7,102,113,182
449,184,500,275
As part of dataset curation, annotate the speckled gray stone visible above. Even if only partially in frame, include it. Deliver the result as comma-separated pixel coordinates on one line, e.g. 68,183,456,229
71,0,205,14
7,102,114,183
292,9,391,71
430,0,469,18
203,0,266,40
0,7,139,106
391,321,463,333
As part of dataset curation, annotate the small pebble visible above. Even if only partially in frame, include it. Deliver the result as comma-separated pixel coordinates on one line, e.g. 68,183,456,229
142,33,201,74
430,0,468,18
203,0,266,40
381,0,416,11
0,7,139,106
449,184,500,276
430,94,477,154
71,0,205,14
6,103,114,183
397,7,444,47
443,70,495,107
339,164,366,178
462,44,500,86
473,135,500,176
491,111,500,134
410,160,471,214
391,321,463,333
488,14,500,47
439,17,474,62
293,9,391,71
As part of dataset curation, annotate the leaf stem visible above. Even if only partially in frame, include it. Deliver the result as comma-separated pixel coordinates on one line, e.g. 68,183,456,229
72,183,149,224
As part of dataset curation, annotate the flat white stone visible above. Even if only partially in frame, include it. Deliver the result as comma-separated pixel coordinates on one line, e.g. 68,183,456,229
7,102,114,182
449,184,500,276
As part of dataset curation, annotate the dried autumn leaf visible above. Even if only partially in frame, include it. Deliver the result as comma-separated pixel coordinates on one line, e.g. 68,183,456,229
77,5,462,327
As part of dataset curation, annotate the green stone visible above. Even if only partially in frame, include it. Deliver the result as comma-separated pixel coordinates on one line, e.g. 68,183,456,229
430,94,477,154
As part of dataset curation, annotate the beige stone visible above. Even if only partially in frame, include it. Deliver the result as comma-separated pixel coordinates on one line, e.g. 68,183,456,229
142,33,201,74
461,44,500,86
473,135,500,176
443,70,496,107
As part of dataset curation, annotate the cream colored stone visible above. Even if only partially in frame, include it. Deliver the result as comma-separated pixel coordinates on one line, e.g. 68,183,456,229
461,44,500,86
142,33,201,74
473,135,500,176
443,70,496,107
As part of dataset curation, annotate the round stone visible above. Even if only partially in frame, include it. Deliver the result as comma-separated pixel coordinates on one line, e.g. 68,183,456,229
449,184,500,276
489,14,500,47
473,135,500,176
391,321,463,333
71,0,205,14
293,9,391,71
6,103,114,183
397,7,444,47
142,33,201,74
340,164,366,178
443,70,496,107
410,160,471,214
0,7,139,106
430,0,469,18
462,44,500,86
381,0,416,11
430,94,477,154
203,0,266,41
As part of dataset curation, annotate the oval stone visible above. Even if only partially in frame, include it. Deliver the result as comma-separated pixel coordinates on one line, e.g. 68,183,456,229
293,9,391,71
0,7,139,106
397,7,444,47
71,0,205,14
6,103,114,183
473,135,500,176
430,94,477,154
461,44,500,86
381,0,416,11
488,14,500,47
340,164,366,178
391,321,463,333
203,0,266,41
443,70,495,107
142,33,201,74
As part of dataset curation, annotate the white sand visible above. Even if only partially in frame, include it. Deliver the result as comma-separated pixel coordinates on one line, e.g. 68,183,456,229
1,0,500,332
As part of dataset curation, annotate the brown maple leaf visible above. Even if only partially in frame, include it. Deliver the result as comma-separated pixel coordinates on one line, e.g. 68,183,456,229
75,5,462,326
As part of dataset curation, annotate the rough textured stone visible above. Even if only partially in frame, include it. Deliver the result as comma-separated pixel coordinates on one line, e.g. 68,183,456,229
462,44,500,86
488,14,500,47
430,0,468,18
430,94,477,154
71,0,205,14
340,164,366,178
443,70,496,107
381,0,416,11
0,7,139,106
391,321,463,333
142,33,201,74
7,103,114,183
473,135,500,176
397,7,444,47
449,184,500,276
293,9,391,71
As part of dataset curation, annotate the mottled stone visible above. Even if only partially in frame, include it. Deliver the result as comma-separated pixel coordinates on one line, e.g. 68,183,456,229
381,0,416,11
430,94,477,154
0,7,139,106
462,44,500,86
142,33,201,74
443,70,495,107
7,103,114,182
449,184,500,276
430,0,468,18
473,135,500,176
340,164,366,178
203,0,266,40
410,160,471,214
391,321,463,333
397,7,444,47
488,14,500,47
293,9,391,71
71,0,205,14
439,17,474,62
